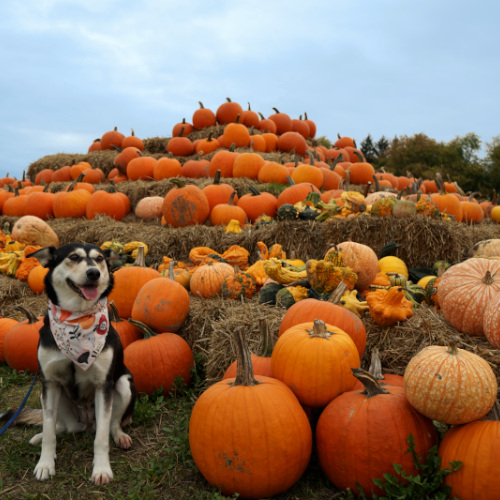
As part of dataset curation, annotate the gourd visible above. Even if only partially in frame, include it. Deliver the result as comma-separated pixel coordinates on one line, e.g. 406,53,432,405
263,258,307,284
221,266,256,300
365,286,414,326
275,285,308,309
305,259,357,293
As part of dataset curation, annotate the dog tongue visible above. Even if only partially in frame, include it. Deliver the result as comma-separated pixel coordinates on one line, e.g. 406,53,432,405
81,286,99,300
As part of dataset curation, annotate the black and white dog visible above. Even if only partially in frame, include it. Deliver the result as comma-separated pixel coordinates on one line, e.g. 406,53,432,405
4,243,136,485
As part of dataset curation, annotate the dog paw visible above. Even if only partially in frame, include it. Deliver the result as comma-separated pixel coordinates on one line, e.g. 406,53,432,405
34,460,55,481
91,465,113,485
115,432,132,450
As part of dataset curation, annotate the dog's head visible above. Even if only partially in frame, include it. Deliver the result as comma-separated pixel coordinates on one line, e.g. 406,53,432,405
28,243,117,312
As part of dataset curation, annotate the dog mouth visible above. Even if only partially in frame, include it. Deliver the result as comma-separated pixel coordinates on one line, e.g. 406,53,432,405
67,279,100,301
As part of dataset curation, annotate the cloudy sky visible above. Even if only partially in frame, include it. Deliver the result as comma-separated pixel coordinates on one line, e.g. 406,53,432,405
1,0,499,180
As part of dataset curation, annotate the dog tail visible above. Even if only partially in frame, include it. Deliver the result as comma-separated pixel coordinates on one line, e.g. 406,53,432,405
0,408,43,426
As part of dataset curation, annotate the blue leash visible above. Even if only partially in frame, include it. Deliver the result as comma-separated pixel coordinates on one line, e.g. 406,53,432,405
0,368,39,436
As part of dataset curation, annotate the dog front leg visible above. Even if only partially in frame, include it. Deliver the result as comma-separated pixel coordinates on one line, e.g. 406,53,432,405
91,385,113,485
34,381,62,481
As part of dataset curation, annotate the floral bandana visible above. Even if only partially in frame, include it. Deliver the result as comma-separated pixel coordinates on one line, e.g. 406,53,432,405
48,298,109,371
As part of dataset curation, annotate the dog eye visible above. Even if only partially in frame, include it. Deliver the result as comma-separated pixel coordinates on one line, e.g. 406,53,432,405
94,255,104,263
68,254,80,261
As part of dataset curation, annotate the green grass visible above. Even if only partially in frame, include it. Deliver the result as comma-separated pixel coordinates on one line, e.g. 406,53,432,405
0,364,347,500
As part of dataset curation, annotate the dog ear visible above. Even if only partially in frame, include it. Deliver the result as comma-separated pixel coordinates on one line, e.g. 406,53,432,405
26,246,58,267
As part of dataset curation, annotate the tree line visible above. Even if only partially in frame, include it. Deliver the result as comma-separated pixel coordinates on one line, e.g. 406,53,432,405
331,132,500,200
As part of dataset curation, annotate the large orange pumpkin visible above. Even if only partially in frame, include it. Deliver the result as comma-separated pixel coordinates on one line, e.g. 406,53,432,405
162,179,210,228
316,369,437,497
404,339,497,425
271,319,360,407
437,257,500,336
438,415,500,500
189,328,312,499
0,316,19,363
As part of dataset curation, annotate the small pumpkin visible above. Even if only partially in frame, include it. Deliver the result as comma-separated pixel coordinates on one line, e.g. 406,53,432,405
221,266,256,300
190,261,234,298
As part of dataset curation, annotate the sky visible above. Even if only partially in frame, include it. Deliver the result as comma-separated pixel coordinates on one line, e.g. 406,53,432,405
1,0,499,180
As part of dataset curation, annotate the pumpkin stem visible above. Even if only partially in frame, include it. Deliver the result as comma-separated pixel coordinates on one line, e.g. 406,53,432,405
447,337,460,356
249,185,261,197
167,260,176,281
257,318,274,358
13,305,39,324
306,318,336,339
127,318,157,339
132,245,147,267
482,270,494,285
367,348,385,381
352,368,389,397
108,301,123,323
213,169,222,185
232,328,260,387
328,281,348,304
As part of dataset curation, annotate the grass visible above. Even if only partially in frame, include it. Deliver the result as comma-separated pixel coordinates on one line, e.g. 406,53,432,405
0,364,348,500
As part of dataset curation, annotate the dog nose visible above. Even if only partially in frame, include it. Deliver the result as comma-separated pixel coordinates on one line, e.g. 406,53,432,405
86,268,101,281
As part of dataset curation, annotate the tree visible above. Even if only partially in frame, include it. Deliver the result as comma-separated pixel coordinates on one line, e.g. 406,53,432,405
484,135,500,197
360,135,379,164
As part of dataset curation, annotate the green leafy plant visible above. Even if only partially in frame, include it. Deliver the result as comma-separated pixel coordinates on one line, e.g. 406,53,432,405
353,434,462,500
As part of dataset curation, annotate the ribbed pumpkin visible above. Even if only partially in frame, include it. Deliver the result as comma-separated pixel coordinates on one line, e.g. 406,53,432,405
189,328,312,499
278,294,366,358
404,339,497,425
131,273,190,334
316,369,437,498
437,257,500,336
124,320,193,395
162,179,210,227
86,186,131,221
53,186,91,218
3,307,42,373
483,292,500,348
11,215,60,247
236,186,278,221
271,319,360,407
438,411,500,500
134,196,164,220
201,170,239,211
276,180,320,208
190,261,234,298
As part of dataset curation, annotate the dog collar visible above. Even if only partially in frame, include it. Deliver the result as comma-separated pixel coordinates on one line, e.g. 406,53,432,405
48,298,109,371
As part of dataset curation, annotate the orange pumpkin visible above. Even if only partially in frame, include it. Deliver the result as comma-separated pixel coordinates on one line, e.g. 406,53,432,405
271,319,360,407
190,261,234,298
108,301,142,350
86,186,131,221
0,316,19,363
192,101,216,129
27,265,49,294
201,170,239,211
189,328,312,499
209,192,246,226
236,186,277,221
162,179,210,227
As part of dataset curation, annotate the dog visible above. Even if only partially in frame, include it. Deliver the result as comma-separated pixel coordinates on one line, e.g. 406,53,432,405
2,243,136,485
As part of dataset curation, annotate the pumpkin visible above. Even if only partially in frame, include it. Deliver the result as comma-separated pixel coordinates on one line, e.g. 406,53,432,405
209,191,246,226
415,195,441,217
392,198,417,217
0,316,19,363
86,185,131,221
316,368,437,498
194,133,220,156
121,128,144,150
124,320,193,395
404,338,497,425
483,293,500,348
468,238,500,258
221,266,256,300
166,129,194,156
437,257,500,336
27,265,49,294
11,215,59,247
327,241,378,290
171,117,193,137
108,246,161,319
134,196,164,220
371,195,396,216
3,306,42,373
153,155,182,180
189,261,234,298
215,97,243,125
192,101,216,129
159,261,191,290
219,121,250,149
378,255,409,279
189,328,312,499
271,319,360,407
53,186,91,218
268,107,293,134
162,179,210,228
278,296,366,357
232,151,265,179
277,131,308,157
276,179,320,209
100,126,124,150
222,318,274,379
438,411,500,500
366,286,414,326
352,348,405,391
180,154,210,178
126,155,157,181
108,301,142,350
208,147,239,178
130,271,190,334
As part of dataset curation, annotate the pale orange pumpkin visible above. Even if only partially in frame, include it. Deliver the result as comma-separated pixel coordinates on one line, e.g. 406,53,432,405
189,261,234,298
